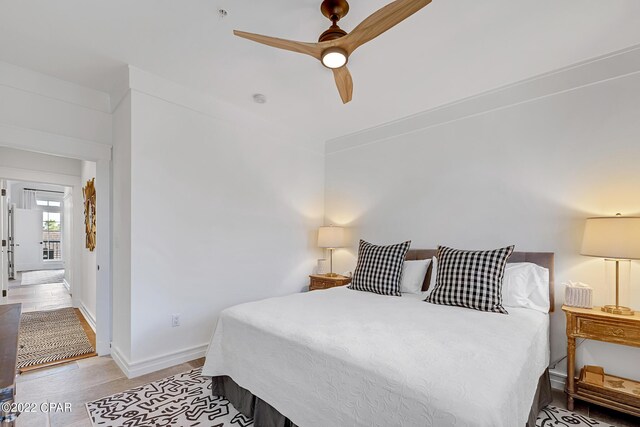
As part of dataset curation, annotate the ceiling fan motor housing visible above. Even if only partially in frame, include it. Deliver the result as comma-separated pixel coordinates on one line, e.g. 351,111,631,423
321,0,350,23
318,25,347,42
319,0,350,43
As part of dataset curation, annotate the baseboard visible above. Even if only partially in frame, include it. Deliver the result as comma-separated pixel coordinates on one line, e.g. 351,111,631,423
549,368,567,391
110,345,130,377
16,264,65,273
15,264,42,272
111,343,208,379
95,340,110,357
78,303,96,332
63,278,71,292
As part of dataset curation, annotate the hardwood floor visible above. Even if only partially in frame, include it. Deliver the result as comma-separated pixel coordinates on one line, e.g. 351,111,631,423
5,272,71,312
550,388,640,427
15,356,205,427
12,355,639,426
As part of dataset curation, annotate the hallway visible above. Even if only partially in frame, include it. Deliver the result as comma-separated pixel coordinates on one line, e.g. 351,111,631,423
6,271,71,312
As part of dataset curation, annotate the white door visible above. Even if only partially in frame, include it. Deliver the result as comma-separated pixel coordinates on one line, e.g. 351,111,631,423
0,181,7,295
14,208,43,271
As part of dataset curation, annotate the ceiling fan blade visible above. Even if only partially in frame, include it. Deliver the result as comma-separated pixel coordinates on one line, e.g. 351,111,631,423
234,30,322,59
332,66,353,104
341,0,432,54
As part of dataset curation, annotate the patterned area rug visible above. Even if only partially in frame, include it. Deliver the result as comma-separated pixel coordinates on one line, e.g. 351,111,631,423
21,269,65,286
87,368,253,427
88,368,616,427
537,405,616,426
536,406,616,426
18,307,95,369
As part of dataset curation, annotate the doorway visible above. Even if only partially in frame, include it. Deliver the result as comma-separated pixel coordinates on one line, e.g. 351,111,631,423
13,185,65,270
6,181,70,312
0,143,111,358
1,177,98,371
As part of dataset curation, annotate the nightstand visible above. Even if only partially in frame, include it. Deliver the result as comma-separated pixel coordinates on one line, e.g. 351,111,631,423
563,305,640,416
309,274,351,291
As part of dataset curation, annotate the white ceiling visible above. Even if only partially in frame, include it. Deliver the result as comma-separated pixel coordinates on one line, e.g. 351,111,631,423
1,0,640,142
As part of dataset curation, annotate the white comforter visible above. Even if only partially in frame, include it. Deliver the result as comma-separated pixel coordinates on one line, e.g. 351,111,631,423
202,287,549,427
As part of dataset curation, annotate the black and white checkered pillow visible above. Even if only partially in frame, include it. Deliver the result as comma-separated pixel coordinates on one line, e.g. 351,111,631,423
349,240,411,296
425,245,514,314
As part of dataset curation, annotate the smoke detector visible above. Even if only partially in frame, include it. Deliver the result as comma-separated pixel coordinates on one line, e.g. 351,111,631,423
253,94,267,104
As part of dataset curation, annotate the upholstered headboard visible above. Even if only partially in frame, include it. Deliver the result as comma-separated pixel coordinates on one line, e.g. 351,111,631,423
406,249,555,313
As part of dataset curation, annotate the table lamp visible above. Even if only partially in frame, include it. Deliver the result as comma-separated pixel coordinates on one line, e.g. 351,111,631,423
317,226,345,277
581,215,640,315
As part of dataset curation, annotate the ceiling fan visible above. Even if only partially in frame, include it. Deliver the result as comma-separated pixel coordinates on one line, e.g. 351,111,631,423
234,0,432,104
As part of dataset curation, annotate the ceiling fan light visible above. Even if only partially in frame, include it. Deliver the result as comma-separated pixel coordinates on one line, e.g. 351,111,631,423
321,48,348,69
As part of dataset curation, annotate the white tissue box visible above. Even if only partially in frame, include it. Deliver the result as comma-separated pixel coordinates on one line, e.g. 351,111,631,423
564,281,593,309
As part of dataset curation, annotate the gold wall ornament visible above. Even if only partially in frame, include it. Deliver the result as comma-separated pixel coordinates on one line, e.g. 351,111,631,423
83,178,97,251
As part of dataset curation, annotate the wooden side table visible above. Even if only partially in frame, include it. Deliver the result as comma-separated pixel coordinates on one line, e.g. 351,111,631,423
563,305,640,416
309,274,351,291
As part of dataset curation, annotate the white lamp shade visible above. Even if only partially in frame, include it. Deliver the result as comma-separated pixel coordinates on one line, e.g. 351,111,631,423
581,217,640,260
317,226,345,248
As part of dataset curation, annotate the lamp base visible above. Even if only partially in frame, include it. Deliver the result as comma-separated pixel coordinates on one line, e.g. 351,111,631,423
601,305,635,316
324,272,339,277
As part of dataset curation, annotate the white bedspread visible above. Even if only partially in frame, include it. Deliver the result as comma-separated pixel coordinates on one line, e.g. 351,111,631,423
202,287,549,427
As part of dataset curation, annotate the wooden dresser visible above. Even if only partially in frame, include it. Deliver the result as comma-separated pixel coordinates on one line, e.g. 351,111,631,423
563,305,640,416
0,303,21,425
309,274,351,291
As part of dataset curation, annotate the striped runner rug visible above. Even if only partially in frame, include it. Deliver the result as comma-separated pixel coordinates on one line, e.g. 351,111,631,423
17,307,96,370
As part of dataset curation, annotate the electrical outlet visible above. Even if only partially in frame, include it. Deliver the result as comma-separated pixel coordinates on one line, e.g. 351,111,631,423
171,314,180,327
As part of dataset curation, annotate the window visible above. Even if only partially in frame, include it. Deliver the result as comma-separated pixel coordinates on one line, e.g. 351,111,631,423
35,195,63,261
36,200,61,207
42,211,62,261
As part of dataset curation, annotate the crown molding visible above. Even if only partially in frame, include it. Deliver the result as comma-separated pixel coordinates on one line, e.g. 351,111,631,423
326,44,640,155
0,61,111,113
0,123,112,161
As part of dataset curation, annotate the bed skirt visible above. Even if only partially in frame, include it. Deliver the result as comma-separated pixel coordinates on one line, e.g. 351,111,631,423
211,369,553,427
211,375,298,427
527,368,553,426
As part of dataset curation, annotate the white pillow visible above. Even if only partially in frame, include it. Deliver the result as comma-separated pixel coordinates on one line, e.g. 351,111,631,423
400,259,431,294
502,262,550,313
430,256,437,289
420,256,438,298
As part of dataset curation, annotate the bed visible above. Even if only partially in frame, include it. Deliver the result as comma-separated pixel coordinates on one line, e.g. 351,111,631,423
202,250,554,427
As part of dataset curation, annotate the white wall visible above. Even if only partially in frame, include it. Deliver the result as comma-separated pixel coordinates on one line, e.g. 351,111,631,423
325,61,640,382
112,92,132,363
80,161,97,326
8,180,68,206
0,147,82,177
110,69,325,376
0,61,111,145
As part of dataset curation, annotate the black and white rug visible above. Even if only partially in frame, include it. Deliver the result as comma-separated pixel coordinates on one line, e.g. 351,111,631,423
21,269,65,286
536,405,615,427
86,368,253,427
87,368,616,427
